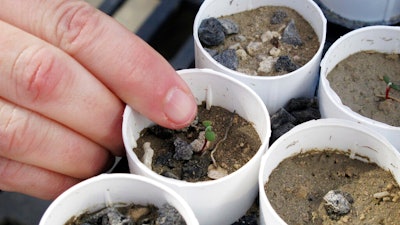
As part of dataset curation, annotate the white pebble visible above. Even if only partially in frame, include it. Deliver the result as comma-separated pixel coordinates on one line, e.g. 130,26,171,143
269,47,281,57
142,142,154,170
207,165,228,179
190,131,206,153
373,191,390,199
258,56,277,74
246,41,263,56
260,30,281,42
236,49,248,60
228,43,242,50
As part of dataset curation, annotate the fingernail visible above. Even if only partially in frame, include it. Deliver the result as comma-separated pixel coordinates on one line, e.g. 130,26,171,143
164,87,197,127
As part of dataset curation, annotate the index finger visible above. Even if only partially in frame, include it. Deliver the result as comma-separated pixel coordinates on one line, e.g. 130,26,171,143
0,0,197,129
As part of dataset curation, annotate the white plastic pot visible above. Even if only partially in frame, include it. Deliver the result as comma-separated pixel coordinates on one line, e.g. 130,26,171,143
193,0,327,114
259,118,400,225
318,25,400,152
123,68,271,225
39,174,199,225
314,0,400,29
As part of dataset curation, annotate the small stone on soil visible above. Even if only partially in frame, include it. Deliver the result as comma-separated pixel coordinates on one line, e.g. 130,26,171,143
157,204,186,225
213,49,239,70
323,190,353,221
270,10,288,24
218,18,239,35
182,156,210,180
282,19,303,46
275,55,299,73
198,17,226,46
173,137,194,160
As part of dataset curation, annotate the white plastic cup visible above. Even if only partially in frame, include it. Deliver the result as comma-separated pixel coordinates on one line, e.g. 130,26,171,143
123,68,271,225
314,0,400,29
318,25,400,152
193,0,327,114
258,118,400,225
39,174,199,225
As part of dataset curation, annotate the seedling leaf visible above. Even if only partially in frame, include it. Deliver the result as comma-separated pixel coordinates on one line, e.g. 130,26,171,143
205,130,216,141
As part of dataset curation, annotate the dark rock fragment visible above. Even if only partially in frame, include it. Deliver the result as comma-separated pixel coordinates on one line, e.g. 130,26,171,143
291,107,321,124
182,156,209,180
270,10,288,24
275,55,299,72
232,214,258,224
157,204,186,225
213,49,239,70
218,18,239,34
270,122,296,145
198,17,225,46
173,137,193,160
156,151,178,169
270,108,297,130
284,97,319,112
270,97,321,145
282,19,303,46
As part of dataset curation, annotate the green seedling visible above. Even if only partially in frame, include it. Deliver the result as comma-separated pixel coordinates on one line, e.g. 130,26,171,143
383,75,400,100
201,120,216,152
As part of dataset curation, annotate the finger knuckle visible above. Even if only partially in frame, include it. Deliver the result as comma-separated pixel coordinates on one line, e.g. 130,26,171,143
12,45,62,104
54,1,101,53
0,102,33,158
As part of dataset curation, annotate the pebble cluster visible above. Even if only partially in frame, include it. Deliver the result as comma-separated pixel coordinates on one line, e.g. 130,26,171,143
198,9,304,75
270,97,321,145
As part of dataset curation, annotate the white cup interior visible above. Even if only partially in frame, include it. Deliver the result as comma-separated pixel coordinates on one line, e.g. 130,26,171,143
258,118,400,225
318,25,400,151
123,68,271,225
39,174,199,225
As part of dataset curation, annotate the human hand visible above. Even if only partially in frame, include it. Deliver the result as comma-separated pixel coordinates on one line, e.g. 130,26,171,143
0,0,197,199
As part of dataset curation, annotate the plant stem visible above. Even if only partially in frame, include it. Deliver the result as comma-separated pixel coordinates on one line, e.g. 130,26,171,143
386,83,392,100
200,140,208,153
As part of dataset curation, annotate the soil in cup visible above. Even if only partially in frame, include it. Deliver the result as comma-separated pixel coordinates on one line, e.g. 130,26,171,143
265,150,400,225
133,102,261,182
199,6,320,76
327,51,400,127
65,203,186,225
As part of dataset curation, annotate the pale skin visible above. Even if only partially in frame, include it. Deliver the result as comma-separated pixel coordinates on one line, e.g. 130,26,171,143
0,0,197,200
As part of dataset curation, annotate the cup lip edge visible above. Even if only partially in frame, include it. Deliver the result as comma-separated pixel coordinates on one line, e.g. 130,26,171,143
40,173,199,225
258,118,400,224
192,0,328,81
122,68,272,187
319,25,400,131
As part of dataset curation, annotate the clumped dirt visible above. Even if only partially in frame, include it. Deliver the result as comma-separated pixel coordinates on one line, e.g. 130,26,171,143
133,102,261,182
265,150,400,225
211,5,320,76
327,51,400,127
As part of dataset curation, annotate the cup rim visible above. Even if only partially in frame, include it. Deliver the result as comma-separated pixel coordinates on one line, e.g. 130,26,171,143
122,68,271,187
319,25,400,130
193,0,327,80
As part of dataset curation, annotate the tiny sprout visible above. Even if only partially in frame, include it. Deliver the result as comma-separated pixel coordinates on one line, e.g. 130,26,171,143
383,75,400,100
201,120,216,152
